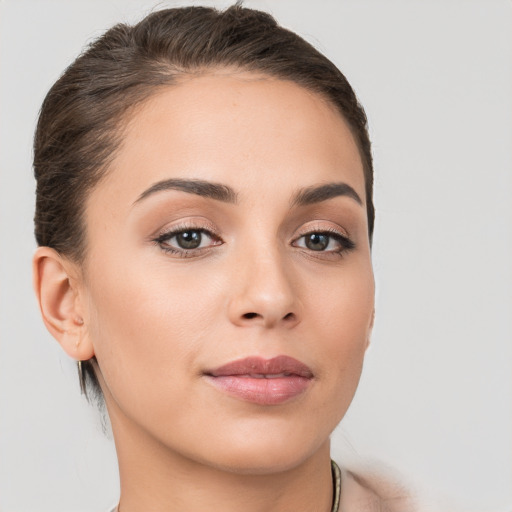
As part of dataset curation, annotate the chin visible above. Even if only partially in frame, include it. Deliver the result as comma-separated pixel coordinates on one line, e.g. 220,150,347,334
204,447,320,476
185,418,331,475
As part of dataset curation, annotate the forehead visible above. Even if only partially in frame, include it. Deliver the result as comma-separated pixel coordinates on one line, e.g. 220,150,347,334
93,72,365,210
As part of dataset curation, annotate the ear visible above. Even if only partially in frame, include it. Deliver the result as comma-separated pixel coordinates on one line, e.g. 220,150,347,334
32,247,94,361
365,307,375,350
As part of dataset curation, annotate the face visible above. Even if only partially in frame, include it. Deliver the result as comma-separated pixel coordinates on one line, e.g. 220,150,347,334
78,72,374,473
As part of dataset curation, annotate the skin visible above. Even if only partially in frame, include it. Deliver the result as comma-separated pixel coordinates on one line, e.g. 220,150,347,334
34,72,375,512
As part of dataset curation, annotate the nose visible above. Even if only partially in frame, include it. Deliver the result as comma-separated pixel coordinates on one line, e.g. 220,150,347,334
227,249,302,329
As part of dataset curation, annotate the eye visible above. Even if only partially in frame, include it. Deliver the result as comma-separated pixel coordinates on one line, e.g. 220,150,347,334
293,230,355,255
153,226,222,256
303,233,331,251
172,230,205,249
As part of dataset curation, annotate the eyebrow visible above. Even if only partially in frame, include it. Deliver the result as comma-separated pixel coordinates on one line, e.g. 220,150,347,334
133,178,362,208
134,178,238,205
290,182,363,207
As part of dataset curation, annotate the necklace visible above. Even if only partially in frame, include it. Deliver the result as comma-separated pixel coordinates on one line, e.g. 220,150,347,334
330,459,342,512
114,460,342,512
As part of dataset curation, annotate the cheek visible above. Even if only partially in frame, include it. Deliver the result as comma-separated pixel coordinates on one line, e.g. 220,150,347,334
305,260,374,401
308,258,374,344
83,255,225,415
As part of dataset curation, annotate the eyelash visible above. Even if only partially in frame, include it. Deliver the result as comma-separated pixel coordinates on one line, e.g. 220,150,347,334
152,225,355,258
152,223,222,258
293,227,355,257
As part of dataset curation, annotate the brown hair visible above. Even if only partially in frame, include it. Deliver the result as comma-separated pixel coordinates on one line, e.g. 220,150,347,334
34,4,374,400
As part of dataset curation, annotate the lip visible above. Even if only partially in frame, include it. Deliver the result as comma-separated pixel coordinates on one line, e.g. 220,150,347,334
203,355,314,405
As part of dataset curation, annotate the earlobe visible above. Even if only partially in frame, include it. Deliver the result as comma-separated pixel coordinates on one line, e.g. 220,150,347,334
32,247,94,361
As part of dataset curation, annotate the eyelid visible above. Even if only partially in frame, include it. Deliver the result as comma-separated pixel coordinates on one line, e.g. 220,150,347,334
293,228,353,246
151,217,220,241
294,221,351,241
154,226,220,246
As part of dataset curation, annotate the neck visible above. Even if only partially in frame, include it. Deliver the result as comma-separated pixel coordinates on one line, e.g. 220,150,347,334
109,406,334,512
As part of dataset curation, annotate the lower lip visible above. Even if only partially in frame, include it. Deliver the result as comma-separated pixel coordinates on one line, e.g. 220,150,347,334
204,375,311,405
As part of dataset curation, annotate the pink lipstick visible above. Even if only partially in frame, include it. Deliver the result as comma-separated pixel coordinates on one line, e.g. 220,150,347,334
204,355,313,405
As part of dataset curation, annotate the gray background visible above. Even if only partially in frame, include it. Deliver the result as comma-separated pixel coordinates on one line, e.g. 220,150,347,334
0,1,511,511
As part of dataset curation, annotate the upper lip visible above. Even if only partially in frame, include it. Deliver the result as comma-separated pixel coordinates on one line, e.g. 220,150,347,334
205,355,314,378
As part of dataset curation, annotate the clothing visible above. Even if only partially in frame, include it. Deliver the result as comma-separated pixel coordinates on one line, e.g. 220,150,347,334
339,466,415,512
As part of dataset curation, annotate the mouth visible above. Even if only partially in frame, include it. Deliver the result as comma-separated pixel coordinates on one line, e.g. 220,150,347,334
203,355,314,405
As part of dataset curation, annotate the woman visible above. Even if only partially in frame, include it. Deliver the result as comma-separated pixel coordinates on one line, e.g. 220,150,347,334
0,2,505,510
28,4,453,511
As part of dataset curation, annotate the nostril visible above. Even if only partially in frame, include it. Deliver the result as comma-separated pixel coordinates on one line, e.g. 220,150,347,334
242,312,295,321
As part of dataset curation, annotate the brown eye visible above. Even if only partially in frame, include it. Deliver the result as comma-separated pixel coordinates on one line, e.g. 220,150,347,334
175,230,202,249
304,233,329,251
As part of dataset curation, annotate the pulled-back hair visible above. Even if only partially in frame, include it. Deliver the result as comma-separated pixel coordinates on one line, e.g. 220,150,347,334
34,4,374,400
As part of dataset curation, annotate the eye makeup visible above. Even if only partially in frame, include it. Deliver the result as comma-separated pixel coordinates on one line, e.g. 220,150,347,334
292,227,355,256
152,221,223,258
151,219,355,261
